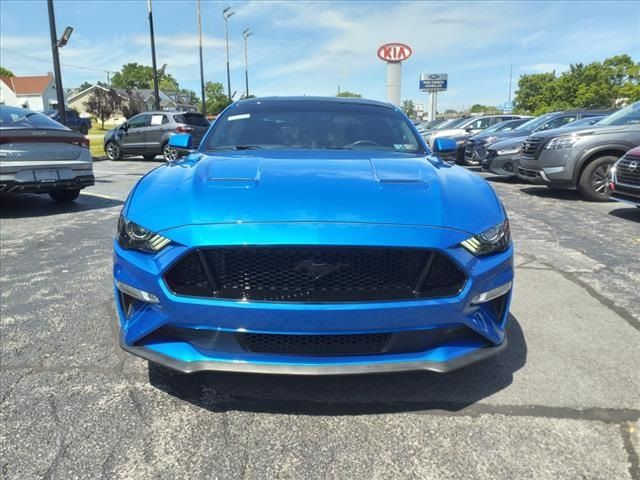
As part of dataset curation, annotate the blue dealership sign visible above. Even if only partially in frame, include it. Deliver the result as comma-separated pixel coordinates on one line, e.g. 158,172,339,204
420,73,448,92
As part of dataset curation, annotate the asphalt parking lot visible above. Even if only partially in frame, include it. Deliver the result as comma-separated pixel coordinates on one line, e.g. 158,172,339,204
1,159,639,480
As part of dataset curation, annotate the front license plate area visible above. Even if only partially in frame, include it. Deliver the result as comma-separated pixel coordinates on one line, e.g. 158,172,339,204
35,169,59,181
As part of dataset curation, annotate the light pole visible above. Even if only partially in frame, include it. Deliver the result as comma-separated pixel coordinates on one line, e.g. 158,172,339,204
148,0,160,110
197,0,206,114
223,6,235,102
46,0,71,125
242,28,252,98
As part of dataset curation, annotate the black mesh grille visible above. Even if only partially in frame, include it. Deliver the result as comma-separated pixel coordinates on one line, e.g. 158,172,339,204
238,332,391,355
164,246,466,302
616,156,640,187
521,136,544,159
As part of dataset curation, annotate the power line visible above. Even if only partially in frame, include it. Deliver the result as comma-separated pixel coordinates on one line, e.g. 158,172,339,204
2,48,115,74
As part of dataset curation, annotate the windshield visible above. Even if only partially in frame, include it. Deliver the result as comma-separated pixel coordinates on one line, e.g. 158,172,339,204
514,113,559,132
0,107,68,130
436,117,467,130
418,119,442,129
597,102,640,126
203,101,426,153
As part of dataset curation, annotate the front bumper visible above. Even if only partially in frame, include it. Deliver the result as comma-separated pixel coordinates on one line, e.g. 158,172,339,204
114,223,513,375
518,148,578,187
482,152,519,177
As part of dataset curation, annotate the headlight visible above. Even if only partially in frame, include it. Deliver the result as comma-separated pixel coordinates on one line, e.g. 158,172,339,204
545,136,581,150
117,215,170,253
484,136,498,145
496,146,521,156
460,219,510,256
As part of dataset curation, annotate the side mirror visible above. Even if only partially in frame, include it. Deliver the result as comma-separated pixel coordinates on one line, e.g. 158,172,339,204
120,123,128,131
168,133,195,156
432,138,457,154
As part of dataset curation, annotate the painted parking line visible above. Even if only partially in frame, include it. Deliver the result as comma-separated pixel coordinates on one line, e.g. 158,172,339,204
81,191,121,201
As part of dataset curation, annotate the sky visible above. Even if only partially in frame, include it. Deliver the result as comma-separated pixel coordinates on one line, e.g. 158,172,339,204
1,0,639,111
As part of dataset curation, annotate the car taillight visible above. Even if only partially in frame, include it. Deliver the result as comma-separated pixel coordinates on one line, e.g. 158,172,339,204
176,126,194,133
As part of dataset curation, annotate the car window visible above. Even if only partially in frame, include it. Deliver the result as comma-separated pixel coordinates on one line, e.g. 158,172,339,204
203,102,425,153
149,114,168,126
174,113,210,127
538,115,576,131
128,115,149,128
466,117,492,130
597,102,640,126
0,108,69,130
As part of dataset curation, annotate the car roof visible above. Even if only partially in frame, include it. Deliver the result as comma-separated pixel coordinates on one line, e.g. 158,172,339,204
234,96,396,110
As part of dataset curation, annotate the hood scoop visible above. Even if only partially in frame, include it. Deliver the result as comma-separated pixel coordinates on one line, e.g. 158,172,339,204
370,158,429,183
206,157,261,188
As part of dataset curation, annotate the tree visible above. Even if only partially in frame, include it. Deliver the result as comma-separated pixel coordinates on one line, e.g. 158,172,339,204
85,88,123,128
111,63,178,91
469,104,501,114
336,90,362,98
205,81,231,115
401,99,416,118
121,90,145,119
0,66,14,77
514,55,640,114
77,81,93,91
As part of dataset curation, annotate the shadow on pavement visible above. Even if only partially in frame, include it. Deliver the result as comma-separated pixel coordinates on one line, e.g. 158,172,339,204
0,192,123,218
149,315,526,416
484,175,524,184
519,186,585,201
608,206,640,222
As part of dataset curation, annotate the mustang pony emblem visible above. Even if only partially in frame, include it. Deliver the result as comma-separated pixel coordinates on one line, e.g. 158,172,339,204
295,260,349,281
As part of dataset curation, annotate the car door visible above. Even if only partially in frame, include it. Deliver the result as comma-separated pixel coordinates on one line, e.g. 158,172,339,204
121,114,150,153
142,113,169,153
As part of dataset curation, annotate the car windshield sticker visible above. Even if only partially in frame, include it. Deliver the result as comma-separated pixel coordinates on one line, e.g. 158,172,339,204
394,144,415,151
150,115,164,126
228,113,250,121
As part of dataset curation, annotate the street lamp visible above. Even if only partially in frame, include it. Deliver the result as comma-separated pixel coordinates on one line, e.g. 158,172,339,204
147,0,160,110
223,6,235,101
46,0,70,125
242,28,252,98
197,0,206,114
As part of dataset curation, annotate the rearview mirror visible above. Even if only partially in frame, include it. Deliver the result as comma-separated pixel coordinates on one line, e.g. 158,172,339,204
168,133,195,156
432,138,457,153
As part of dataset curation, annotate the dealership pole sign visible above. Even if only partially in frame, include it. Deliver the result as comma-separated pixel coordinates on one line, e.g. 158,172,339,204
377,43,412,107
419,73,448,121
419,73,448,92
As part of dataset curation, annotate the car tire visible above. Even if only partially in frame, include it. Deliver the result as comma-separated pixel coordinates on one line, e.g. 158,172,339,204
105,141,123,161
143,154,157,161
49,189,80,202
578,155,616,202
162,143,177,162
80,125,89,136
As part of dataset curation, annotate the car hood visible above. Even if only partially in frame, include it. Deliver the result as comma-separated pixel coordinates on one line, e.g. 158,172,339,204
126,150,503,235
530,123,634,139
432,128,466,139
489,136,528,150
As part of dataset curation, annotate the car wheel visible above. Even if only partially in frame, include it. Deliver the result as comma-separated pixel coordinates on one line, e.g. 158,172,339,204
105,141,122,161
80,125,89,136
49,189,80,202
578,155,616,202
143,153,157,161
162,143,178,162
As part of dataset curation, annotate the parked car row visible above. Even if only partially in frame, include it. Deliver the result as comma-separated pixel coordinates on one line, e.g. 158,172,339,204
429,103,640,203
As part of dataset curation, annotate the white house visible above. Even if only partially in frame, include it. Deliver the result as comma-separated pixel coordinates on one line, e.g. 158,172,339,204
0,73,62,111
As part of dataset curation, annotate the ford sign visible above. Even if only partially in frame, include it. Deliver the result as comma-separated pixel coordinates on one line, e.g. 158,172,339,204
377,43,412,62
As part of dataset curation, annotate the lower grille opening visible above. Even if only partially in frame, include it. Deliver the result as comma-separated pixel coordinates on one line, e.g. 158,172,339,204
140,325,476,357
164,246,467,302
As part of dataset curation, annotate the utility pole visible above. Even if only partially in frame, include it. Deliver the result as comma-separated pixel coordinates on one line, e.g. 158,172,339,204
223,6,235,101
148,0,160,110
242,28,252,98
508,63,513,108
197,0,206,114
46,0,66,125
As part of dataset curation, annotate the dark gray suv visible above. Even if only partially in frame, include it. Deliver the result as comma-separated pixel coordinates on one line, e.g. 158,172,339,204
518,102,640,201
104,111,209,161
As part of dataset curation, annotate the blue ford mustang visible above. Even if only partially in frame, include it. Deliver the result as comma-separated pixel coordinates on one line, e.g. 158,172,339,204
114,97,513,375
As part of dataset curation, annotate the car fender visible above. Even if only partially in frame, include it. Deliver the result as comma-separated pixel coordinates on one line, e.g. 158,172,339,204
572,141,635,184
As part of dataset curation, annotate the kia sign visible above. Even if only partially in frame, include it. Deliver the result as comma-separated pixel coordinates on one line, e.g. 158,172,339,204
377,43,412,63
420,73,448,92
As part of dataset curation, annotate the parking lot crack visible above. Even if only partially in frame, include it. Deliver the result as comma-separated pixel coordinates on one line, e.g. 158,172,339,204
41,437,68,480
621,423,640,480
